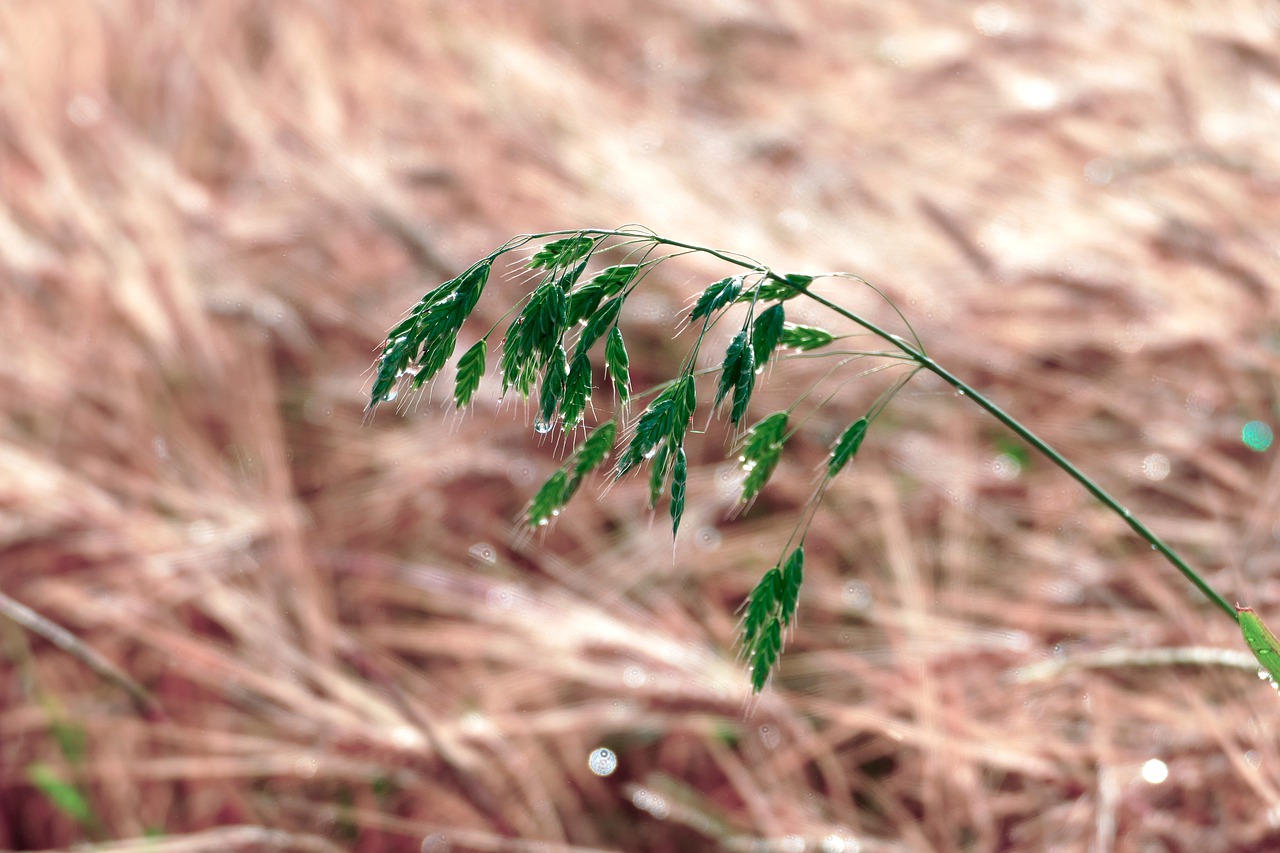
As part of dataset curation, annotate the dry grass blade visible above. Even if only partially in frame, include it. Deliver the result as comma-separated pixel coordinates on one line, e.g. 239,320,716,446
4,1,1280,851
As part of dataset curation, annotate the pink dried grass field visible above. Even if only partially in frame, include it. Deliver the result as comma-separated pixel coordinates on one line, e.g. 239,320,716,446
2,1,1280,850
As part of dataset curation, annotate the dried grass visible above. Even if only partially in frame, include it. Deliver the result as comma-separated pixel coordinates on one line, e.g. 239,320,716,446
2,1,1280,850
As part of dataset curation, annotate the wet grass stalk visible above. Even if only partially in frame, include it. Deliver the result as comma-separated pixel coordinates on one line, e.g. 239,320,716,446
368,226,1269,692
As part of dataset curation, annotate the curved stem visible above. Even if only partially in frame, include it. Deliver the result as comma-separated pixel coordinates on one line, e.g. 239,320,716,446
779,273,1237,623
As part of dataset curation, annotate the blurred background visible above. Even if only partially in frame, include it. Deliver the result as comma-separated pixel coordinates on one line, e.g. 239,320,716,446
3,1,1280,850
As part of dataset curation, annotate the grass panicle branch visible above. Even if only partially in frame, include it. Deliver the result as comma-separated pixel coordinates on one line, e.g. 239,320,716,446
370,226,1260,693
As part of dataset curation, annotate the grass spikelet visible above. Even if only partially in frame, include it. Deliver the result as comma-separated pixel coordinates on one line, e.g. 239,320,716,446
605,326,631,403
707,322,757,425
565,281,605,326
827,416,869,478
527,421,621,527
570,421,617,483
779,323,835,352
590,264,640,297
537,345,569,427
648,442,672,507
411,330,458,391
501,280,567,395
573,296,623,360
453,339,487,408
525,468,569,527
529,236,595,270
616,373,696,478
670,446,687,536
750,303,786,369
368,260,492,406
730,343,756,426
689,275,744,323
742,566,783,649
750,618,783,692
559,352,593,430
779,546,804,627
739,272,811,304
738,410,788,504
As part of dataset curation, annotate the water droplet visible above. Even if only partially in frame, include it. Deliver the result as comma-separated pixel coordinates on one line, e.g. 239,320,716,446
695,527,722,552
421,834,450,853
508,459,535,485
956,388,966,396
533,418,553,434
623,665,647,687
588,747,618,776
486,587,513,610
989,452,1021,480
383,389,399,402
468,543,497,564
842,581,871,611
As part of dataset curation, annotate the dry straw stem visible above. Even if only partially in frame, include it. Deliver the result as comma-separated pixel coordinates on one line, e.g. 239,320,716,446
6,1,1280,851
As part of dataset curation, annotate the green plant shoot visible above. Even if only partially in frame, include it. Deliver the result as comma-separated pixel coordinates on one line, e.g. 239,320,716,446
1238,606,1280,685
369,226,1256,694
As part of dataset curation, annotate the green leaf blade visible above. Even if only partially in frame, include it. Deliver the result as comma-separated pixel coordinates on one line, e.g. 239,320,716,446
1239,606,1280,685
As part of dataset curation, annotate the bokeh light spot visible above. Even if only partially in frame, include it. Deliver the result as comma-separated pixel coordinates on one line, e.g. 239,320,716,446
1243,421,1273,452
1141,453,1170,481
588,747,617,776
1141,758,1168,784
